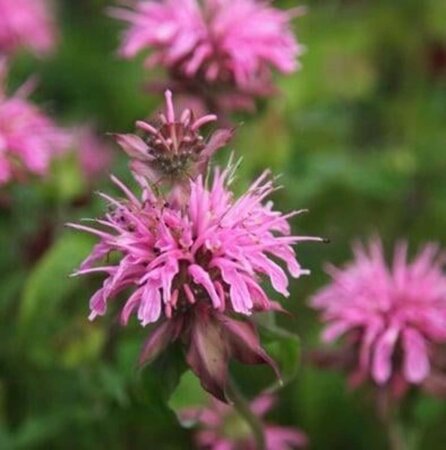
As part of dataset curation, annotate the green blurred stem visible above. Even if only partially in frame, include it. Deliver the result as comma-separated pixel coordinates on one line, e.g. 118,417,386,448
387,421,408,450
226,378,266,450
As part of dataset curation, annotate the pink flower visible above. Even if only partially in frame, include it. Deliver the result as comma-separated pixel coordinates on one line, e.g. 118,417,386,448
69,169,320,398
0,62,68,185
183,394,308,450
113,90,232,197
311,239,446,388
0,0,57,57
111,0,304,111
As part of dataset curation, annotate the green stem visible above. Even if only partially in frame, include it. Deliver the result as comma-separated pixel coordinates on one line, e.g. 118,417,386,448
387,420,408,450
226,378,266,450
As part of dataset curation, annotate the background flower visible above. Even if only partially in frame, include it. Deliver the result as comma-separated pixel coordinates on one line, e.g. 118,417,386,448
0,0,57,57
111,0,303,110
184,394,308,450
311,240,446,389
0,62,68,185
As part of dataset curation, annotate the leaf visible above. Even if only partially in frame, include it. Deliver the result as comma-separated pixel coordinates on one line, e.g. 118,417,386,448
168,371,208,428
11,412,73,449
45,153,87,203
140,343,187,405
260,325,301,390
19,232,93,336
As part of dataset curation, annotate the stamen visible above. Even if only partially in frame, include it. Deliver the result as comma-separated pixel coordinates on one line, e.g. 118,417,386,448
191,114,217,131
136,120,158,135
164,90,176,123
184,284,196,304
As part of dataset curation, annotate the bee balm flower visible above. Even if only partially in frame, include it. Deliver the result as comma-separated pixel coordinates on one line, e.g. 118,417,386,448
69,168,320,399
111,0,304,111
0,0,57,57
0,62,68,185
311,240,446,389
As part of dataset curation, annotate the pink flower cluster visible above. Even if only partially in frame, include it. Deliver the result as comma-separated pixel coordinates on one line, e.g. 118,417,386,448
0,63,68,185
311,240,446,388
111,0,303,110
71,169,315,323
0,0,57,57
70,165,319,397
184,394,307,450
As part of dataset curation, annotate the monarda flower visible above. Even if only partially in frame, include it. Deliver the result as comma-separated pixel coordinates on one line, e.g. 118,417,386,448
311,239,446,393
111,0,304,112
0,62,68,185
113,90,232,197
69,168,319,399
0,0,57,57
182,394,307,450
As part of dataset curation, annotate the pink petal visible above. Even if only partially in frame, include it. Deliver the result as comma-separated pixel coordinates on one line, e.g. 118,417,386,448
112,133,150,160
402,328,430,383
372,326,400,384
189,264,221,309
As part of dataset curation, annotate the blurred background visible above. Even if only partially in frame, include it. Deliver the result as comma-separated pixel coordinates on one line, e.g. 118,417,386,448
1,0,446,448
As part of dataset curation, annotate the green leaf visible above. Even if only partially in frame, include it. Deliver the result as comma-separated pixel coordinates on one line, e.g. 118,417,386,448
168,371,208,427
138,343,188,421
19,232,93,336
260,325,301,390
45,153,87,203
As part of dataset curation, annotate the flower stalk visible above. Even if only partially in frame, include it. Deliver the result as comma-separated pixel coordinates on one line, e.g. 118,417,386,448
226,377,266,450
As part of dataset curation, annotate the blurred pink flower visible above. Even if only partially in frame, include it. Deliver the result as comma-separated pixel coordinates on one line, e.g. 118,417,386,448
184,394,307,450
0,62,68,185
311,239,446,388
74,125,113,179
111,0,304,111
113,90,232,193
69,168,319,398
0,0,58,57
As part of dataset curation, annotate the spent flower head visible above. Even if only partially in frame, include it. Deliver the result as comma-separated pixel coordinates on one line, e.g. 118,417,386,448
311,239,446,392
111,0,304,112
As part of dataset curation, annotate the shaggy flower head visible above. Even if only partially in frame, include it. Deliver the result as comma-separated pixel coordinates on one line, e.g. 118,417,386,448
0,63,68,185
70,169,319,398
311,240,446,388
0,0,57,56
183,394,307,450
111,0,304,109
113,90,231,188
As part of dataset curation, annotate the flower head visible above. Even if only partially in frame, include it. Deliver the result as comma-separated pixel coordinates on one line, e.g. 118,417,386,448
311,239,446,389
0,62,68,185
69,168,319,398
111,0,304,111
0,0,57,57
183,394,308,450
113,90,232,192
